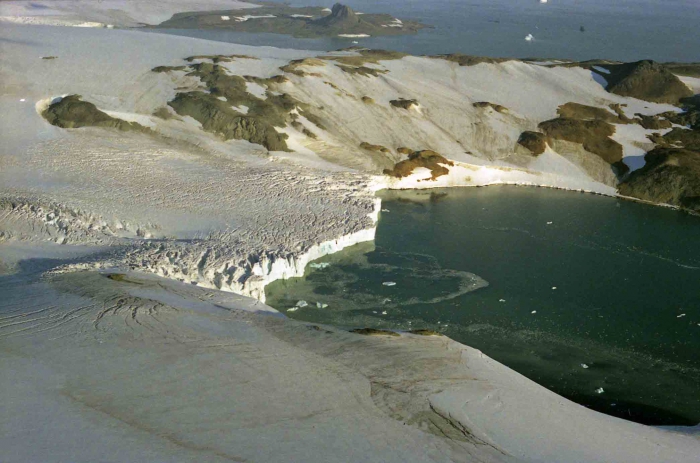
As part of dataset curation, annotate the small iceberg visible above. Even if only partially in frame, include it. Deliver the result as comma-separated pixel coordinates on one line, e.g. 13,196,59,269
596,387,605,394
581,363,589,369
296,300,308,308
525,34,534,42
382,281,397,287
221,16,230,21
316,302,329,309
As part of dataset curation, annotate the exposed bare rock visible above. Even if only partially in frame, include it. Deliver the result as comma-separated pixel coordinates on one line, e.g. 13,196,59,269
473,101,509,113
383,150,454,180
432,54,513,67
42,95,149,133
390,98,418,110
604,60,693,104
539,118,622,165
556,102,631,124
619,148,700,212
360,142,390,153
351,328,400,337
517,131,547,156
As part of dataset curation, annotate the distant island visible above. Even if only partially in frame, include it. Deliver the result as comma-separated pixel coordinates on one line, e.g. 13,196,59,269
155,3,429,38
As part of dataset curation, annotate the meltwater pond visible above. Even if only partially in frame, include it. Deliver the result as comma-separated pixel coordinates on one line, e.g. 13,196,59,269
266,186,700,426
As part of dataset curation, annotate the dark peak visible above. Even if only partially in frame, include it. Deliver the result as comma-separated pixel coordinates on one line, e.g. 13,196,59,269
330,3,355,19
313,3,360,26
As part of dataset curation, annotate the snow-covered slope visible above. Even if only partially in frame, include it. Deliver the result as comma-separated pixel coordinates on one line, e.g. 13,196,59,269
1,243,698,463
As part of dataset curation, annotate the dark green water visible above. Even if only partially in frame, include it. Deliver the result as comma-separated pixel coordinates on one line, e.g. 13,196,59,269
266,186,700,426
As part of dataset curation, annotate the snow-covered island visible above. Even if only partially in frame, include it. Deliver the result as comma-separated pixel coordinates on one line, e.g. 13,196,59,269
1,1,699,462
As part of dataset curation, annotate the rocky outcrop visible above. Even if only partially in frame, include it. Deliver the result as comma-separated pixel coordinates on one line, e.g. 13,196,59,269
604,60,693,104
539,118,622,165
42,95,149,133
168,92,290,151
390,98,418,110
619,148,700,212
473,101,508,113
153,59,324,151
360,142,390,153
350,328,400,337
517,131,547,155
383,150,454,180
432,54,513,67
556,102,632,124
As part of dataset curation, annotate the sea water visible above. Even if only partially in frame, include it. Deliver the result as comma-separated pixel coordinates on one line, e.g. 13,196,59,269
266,186,700,426
150,0,700,62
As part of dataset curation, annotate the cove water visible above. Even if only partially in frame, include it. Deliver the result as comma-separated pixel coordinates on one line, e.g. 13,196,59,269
150,0,700,62
266,186,700,426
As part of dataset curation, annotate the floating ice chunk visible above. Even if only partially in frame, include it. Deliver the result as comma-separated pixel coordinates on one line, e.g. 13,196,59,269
296,300,308,308
525,34,534,41
596,387,605,394
546,221,553,225
552,286,557,290
381,209,390,212
677,313,686,318
499,299,506,302
540,0,548,3
581,364,589,369
338,34,371,38
290,14,314,18
221,15,230,21
20,98,25,102
316,302,329,309
309,262,330,269
382,310,388,315
531,310,537,314
382,281,397,286
352,41,359,44
382,298,392,304
287,307,299,312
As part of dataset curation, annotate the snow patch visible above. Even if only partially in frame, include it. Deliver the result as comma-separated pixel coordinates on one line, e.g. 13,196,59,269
234,15,276,22
245,81,267,99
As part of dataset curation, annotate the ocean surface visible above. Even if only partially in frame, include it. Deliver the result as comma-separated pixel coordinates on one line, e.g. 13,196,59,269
266,187,700,426
149,0,700,62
